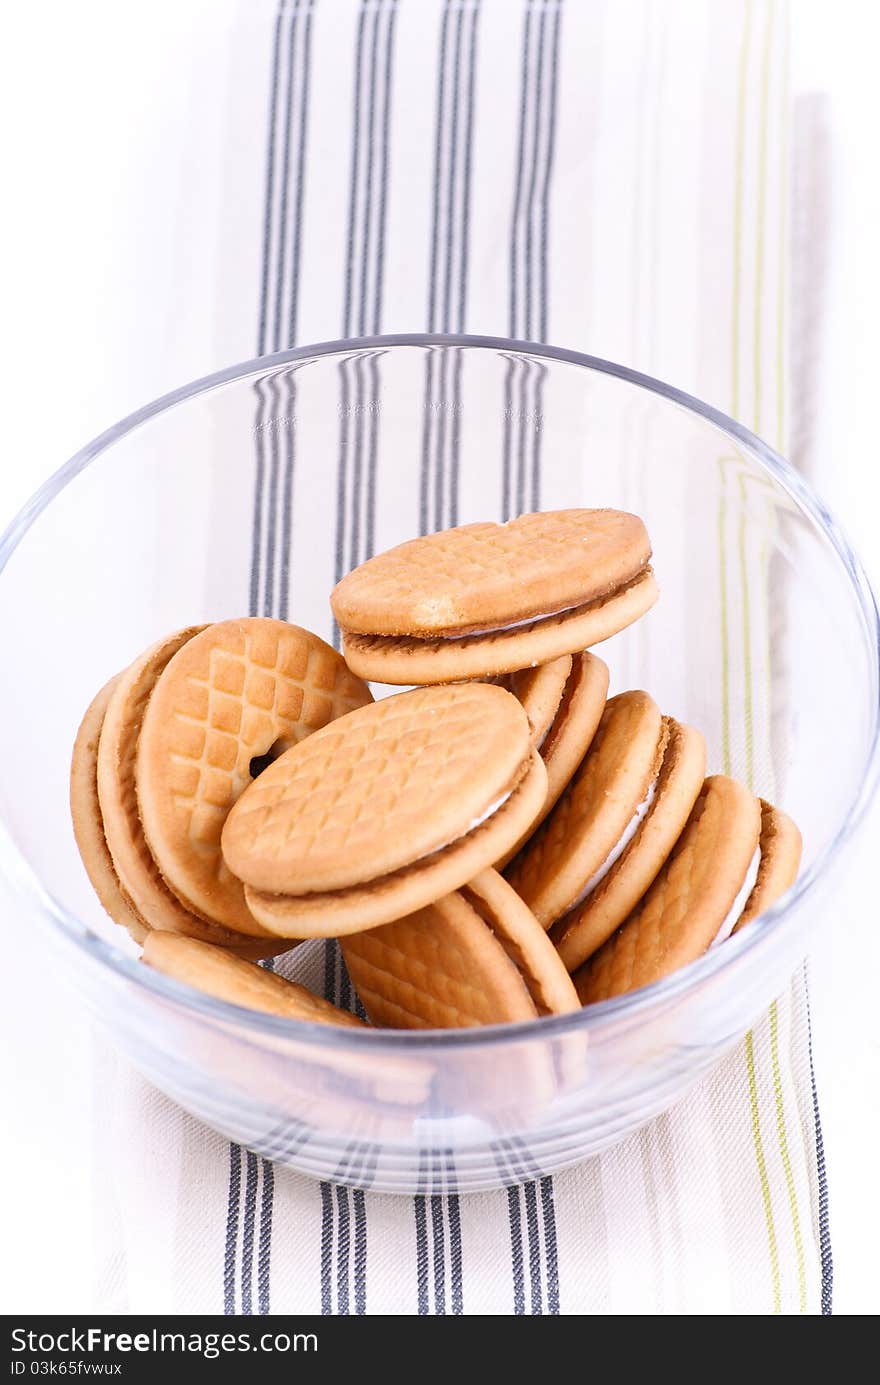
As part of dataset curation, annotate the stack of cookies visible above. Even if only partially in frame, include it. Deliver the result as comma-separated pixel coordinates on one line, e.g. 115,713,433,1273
71,508,801,1031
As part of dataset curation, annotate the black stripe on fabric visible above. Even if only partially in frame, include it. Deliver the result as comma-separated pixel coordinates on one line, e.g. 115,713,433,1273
223,1144,242,1314
249,0,285,618
540,1174,560,1315
421,3,480,536
443,1147,463,1316
415,1148,430,1315
509,2,533,340
239,0,319,1320
804,963,833,1313
356,2,382,337
538,0,562,343
240,1151,259,1315
263,370,282,615
257,1159,275,1316
287,1,315,343
501,1139,543,1315
336,1183,352,1315
522,2,547,343
250,381,269,617
430,1190,447,1316
256,5,285,358
270,2,300,354
372,0,399,335
441,2,466,334
353,1188,368,1314
523,1176,544,1315
320,1180,334,1315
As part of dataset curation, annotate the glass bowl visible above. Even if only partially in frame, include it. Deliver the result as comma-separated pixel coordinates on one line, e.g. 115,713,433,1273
1,335,877,1195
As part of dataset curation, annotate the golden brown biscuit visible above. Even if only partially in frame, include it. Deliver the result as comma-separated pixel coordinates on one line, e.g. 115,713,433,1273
70,676,148,945
142,932,365,1026
495,655,572,747
495,651,609,870
341,868,579,1028
332,510,657,682
574,776,762,1004
222,685,548,937
550,716,706,971
95,626,257,950
136,618,372,933
507,691,665,927
732,799,802,933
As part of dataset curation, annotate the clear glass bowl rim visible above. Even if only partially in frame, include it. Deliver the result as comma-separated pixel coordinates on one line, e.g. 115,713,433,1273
2,332,878,1052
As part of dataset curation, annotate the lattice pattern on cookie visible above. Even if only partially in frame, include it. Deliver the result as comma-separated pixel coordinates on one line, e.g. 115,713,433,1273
161,623,371,857
332,510,651,633
342,895,537,1028
223,683,530,891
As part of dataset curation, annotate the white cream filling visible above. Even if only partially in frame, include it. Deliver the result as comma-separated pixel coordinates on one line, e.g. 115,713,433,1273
710,847,761,947
564,777,658,916
437,600,586,640
465,788,513,835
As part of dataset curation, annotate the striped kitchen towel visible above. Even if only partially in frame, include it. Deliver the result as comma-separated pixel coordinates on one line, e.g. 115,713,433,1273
89,0,831,1313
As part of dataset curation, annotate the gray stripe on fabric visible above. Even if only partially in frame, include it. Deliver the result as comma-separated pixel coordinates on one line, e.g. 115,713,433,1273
241,1150,259,1315
223,1144,242,1314
803,962,833,1313
238,0,318,1321
257,1159,274,1316
325,0,398,1308
539,1175,559,1315
335,1183,352,1314
320,1179,333,1314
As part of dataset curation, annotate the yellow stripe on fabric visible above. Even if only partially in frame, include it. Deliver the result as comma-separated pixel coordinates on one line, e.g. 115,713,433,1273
764,0,809,1312
730,0,753,422
737,472,755,791
726,0,782,1314
753,0,774,435
770,1000,808,1311
776,2,790,453
746,1028,781,1311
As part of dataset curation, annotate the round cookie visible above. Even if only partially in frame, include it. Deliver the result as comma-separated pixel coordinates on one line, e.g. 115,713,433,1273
340,868,579,1029
495,651,609,870
494,656,572,747
506,691,664,927
221,684,548,938
242,754,547,937
332,509,657,683
732,800,802,933
142,933,365,1027
574,776,762,1005
70,676,148,945
136,619,372,932
95,630,283,957
550,716,706,972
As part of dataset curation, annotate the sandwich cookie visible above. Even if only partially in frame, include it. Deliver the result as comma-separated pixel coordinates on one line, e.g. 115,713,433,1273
574,775,766,1004
341,868,580,1028
720,798,802,941
494,655,573,747
221,684,548,938
494,651,610,870
135,618,372,934
142,933,365,1027
332,509,658,683
70,676,149,946
93,626,279,957
507,692,706,959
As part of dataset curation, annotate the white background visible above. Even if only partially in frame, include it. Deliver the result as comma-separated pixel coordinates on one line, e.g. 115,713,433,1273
1,0,878,1314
